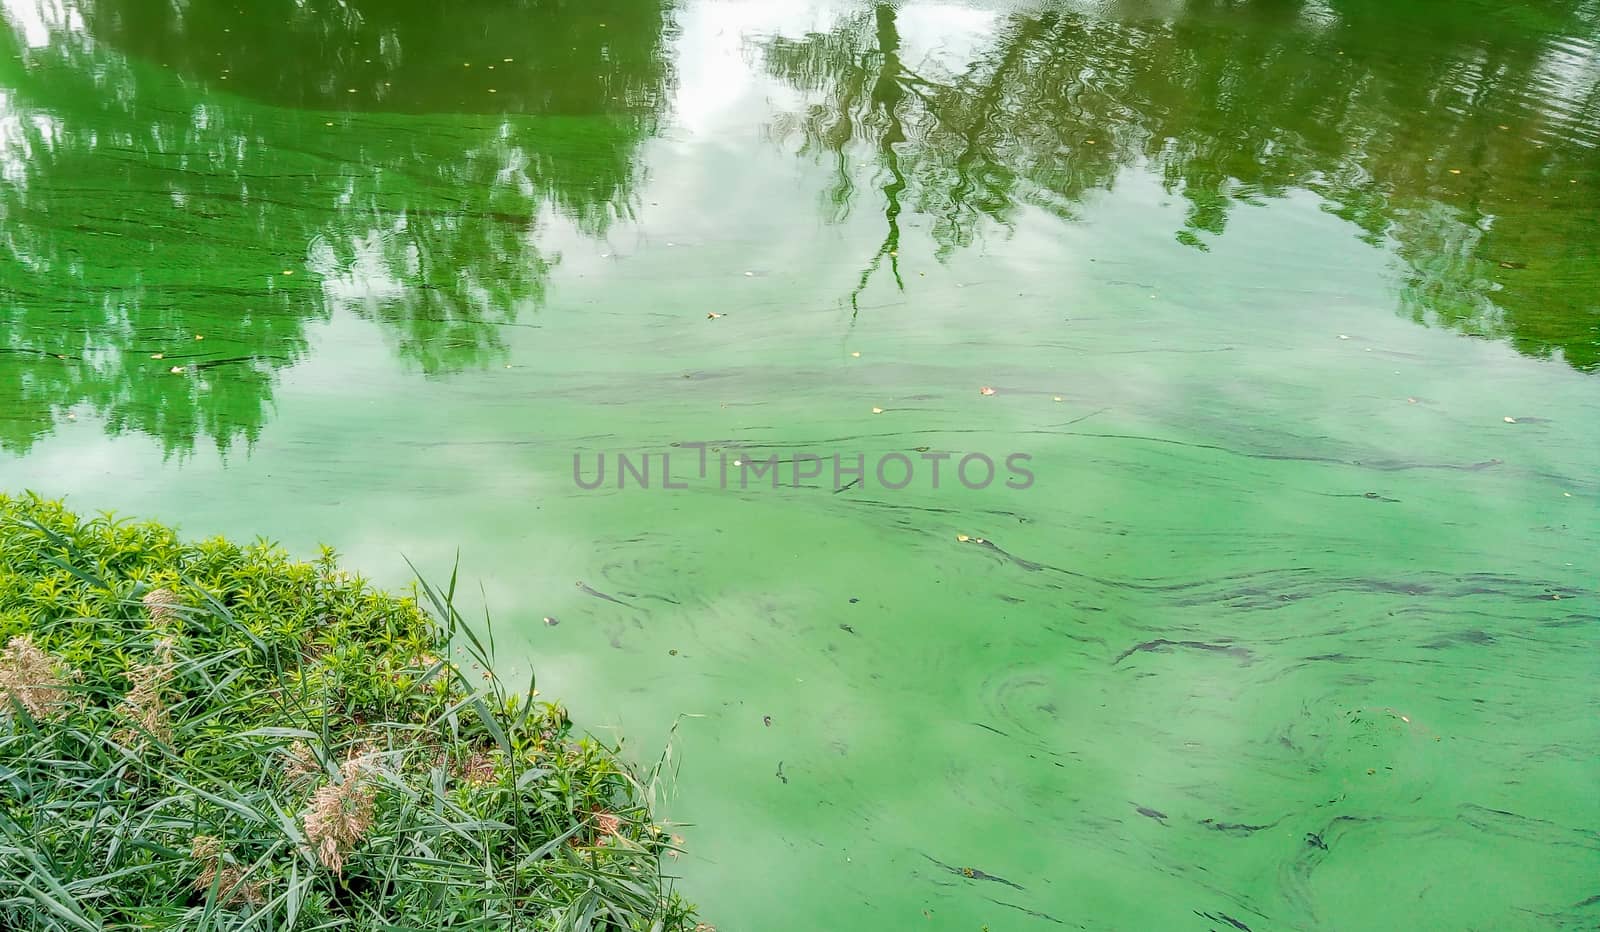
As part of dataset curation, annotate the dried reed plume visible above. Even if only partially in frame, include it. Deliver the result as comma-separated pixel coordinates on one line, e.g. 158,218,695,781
303,750,377,874
116,638,177,746
283,740,321,784
0,635,72,719
142,588,182,624
587,809,624,846
190,835,265,906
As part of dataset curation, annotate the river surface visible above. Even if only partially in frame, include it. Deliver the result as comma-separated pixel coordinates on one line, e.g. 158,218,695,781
2,1,1598,928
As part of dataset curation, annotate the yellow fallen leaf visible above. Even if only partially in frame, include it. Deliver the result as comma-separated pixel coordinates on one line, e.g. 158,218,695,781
1448,168,1462,174
871,407,884,414
850,351,860,357
956,534,970,542
169,366,184,374
151,353,164,360
194,334,204,341
1053,396,1064,402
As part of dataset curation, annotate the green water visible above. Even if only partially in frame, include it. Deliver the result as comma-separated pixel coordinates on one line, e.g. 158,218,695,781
3,0,1598,927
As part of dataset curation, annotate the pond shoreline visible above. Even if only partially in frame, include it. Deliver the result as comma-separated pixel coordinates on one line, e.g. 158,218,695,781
0,492,702,931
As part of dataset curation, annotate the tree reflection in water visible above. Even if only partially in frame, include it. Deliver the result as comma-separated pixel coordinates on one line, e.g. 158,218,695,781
762,1,1599,368
0,0,672,455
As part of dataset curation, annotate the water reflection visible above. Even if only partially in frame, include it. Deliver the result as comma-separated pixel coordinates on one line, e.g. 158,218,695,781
0,0,670,454
761,0,1600,369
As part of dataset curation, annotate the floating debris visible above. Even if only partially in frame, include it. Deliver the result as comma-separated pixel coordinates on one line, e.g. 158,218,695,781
575,581,628,605
706,312,724,320
1113,638,1253,666
979,386,996,396
542,616,559,627
923,855,1025,890
762,715,772,727
871,407,884,414
1133,804,1169,824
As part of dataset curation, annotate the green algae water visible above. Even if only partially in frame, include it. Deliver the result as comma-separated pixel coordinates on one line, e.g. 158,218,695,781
2,0,1598,927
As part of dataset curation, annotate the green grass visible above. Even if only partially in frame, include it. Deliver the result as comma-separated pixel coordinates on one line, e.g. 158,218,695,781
0,492,702,931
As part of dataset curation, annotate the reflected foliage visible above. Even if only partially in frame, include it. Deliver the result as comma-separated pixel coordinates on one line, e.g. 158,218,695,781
0,0,670,455
763,0,1600,370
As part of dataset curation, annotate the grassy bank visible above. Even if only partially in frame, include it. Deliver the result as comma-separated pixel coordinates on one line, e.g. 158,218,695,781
0,493,701,931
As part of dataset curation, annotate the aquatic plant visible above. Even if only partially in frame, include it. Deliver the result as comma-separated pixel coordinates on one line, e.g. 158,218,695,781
0,492,698,931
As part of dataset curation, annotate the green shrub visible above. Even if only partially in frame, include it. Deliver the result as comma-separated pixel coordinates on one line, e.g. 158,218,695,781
0,492,700,931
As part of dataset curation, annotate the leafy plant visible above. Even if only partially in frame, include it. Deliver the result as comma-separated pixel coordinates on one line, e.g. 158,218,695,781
0,492,700,931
